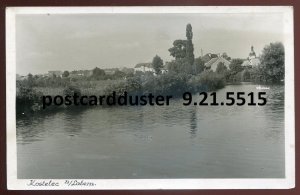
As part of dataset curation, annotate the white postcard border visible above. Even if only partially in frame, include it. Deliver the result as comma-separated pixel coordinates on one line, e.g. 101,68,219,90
6,6,295,190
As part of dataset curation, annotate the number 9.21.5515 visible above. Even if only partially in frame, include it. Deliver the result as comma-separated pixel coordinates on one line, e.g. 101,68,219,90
182,92,267,106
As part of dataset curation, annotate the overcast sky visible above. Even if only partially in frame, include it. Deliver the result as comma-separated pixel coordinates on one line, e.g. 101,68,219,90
16,13,284,75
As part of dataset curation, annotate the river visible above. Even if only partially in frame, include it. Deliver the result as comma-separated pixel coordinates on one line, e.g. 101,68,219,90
16,84,285,179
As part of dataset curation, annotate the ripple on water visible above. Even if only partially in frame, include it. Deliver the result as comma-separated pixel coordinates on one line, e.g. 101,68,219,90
16,84,285,178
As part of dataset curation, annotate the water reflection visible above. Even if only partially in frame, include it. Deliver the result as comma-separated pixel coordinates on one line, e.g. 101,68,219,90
17,115,48,144
62,109,84,137
266,85,284,112
189,108,198,139
17,108,86,143
16,84,285,179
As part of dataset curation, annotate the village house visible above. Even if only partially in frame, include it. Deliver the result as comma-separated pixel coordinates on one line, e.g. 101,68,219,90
69,70,93,78
134,62,168,75
104,68,117,75
242,46,260,67
204,54,231,71
134,63,155,73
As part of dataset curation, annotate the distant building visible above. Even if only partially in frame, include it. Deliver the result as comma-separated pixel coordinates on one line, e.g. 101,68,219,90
48,71,62,77
69,72,83,78
134,62,169,75
69,70,93,78
242,46,261,67
204,54,231,71
134,63,155,73
104,69,116,75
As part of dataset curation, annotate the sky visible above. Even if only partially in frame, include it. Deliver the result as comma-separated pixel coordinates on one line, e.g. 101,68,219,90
16,13,284,75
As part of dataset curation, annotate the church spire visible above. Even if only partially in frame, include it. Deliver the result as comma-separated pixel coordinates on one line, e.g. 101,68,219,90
249,45,256,59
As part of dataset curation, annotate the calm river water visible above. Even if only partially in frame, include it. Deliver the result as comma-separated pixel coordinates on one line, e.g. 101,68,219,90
17,84,285,179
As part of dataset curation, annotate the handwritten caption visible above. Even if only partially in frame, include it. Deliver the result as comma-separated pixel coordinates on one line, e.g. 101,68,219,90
27,179,96,187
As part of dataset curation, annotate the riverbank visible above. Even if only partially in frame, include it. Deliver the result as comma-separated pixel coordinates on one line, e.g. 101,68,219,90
16,71,226,115
17,70,285,116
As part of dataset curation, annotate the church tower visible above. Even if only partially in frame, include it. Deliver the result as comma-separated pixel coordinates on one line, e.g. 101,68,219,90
248,46,256,59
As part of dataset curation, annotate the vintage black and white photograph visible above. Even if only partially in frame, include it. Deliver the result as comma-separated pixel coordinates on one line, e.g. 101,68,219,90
6,7,294,189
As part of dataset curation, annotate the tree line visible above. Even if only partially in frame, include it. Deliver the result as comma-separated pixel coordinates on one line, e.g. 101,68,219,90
150,24,284,84
16,23,285,115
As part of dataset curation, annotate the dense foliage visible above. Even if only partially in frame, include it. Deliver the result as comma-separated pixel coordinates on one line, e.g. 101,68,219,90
91,67,106,80
216,62,228,74
260,42,285,83
229,59,244,73
168,23,195,66
188,71,225,92
152,55,164,74
16,83,43,114
16,21,284,115
185,24,195,65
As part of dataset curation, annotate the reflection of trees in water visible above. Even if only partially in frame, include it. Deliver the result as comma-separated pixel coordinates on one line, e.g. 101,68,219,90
189,107,198,139
113,106,156,143
126,107,149,142
106,106,145,132
134,107,145,132
62,108,84,136
133,102,200,139
266,85,284,112
17,115,48,144
260,85,284,142
16,108,86,143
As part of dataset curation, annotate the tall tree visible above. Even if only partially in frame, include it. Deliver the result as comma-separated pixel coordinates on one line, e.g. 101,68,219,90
152,55,164,74
168,23,195,73
185,23,194,65
186,23,193,40
260,42,284,82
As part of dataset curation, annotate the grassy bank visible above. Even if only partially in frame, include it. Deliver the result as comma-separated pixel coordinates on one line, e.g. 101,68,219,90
33,80,123,96
16,71,225,115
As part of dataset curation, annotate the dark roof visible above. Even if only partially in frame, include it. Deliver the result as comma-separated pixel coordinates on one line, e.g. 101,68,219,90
202,53,218,63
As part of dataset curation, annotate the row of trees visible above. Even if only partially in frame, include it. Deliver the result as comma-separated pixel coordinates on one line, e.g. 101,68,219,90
16,23,285,115
22,67,135,88
64,67,134,80
153,24,284,84
149,23,284,84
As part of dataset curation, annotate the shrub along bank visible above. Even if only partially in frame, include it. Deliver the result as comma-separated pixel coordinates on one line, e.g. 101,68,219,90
16,71,225,115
